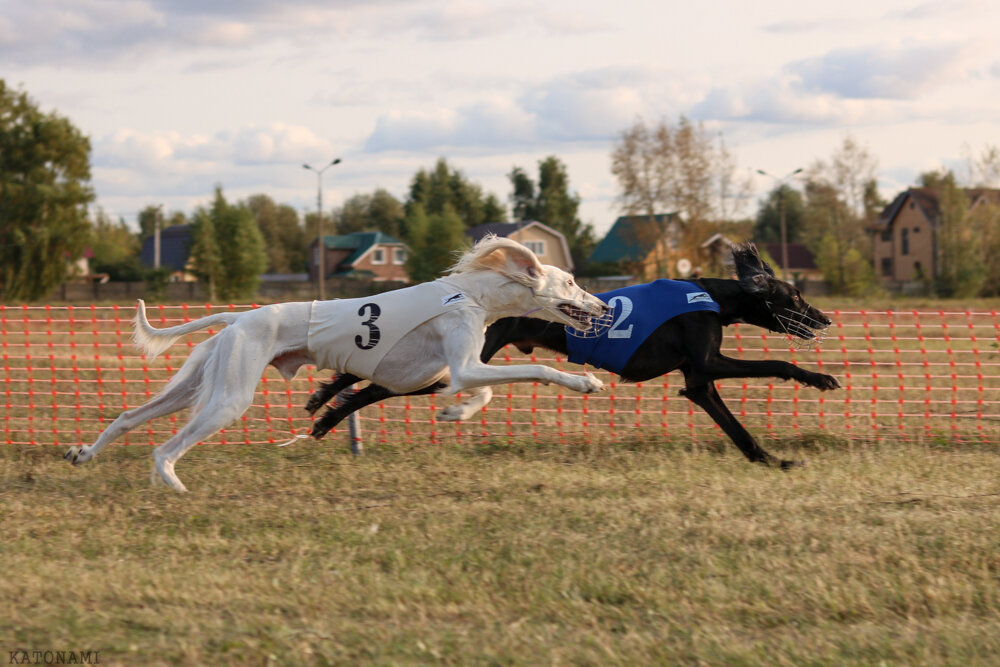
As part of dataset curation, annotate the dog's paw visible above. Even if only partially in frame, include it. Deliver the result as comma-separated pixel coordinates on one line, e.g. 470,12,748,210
579,372,604,394
810,374,841,391
439,404,472,421
304,395,325,415
64,446,91,466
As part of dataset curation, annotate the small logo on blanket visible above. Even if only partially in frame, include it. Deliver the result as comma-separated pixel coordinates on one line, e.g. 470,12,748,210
686,292,713,304
442,292,467,306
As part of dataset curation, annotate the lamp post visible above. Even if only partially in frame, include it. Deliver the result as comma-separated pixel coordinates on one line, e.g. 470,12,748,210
756,167,803,281
304,158,342,301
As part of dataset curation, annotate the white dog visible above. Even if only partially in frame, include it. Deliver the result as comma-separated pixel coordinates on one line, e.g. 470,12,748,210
65,236,609,492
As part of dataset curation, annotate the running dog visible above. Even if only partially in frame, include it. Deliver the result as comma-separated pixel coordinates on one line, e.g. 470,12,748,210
306,243,840,468
64,236,609,492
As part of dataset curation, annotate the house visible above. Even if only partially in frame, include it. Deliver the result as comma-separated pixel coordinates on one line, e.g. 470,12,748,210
761,243,823,281
870,187,1000,284
465,221,574,273
588,214,683,280
139,224,197,282
309,232,409,282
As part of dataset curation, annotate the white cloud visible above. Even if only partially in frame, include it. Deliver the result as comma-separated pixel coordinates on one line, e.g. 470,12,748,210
363,65,684,152
96,123,335,173
788,41,972,100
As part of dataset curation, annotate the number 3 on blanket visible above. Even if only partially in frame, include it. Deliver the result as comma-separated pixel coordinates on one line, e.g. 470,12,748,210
354,303,381,350
606,296,633,339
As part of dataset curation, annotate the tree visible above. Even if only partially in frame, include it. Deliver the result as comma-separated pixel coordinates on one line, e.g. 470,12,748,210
508,156,597,270
0,80,94,301
922,169,988,297
89,210,143,281
246,194,306,274
753,185,805,244
801,136,881,295
333,188,405,238
610,116,750,277
965,143,1000,188
189,187,267,301
407,158,506,228
404,203,465,282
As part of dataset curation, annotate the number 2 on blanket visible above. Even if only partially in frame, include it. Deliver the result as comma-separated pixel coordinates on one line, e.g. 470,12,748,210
354,303,382,350
606,296,633,339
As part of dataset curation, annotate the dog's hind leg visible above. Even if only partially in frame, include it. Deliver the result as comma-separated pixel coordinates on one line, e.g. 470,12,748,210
305,373,362,415
64,353,204,466
150,384,259,492
679,380,799,469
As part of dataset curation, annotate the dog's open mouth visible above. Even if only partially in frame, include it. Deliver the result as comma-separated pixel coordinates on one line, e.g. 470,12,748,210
558,303,593,328
775,309,830,348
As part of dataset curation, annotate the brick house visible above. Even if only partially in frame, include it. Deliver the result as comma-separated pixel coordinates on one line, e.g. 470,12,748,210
465,221,574,273
870,187,1000,284
308,232,409,282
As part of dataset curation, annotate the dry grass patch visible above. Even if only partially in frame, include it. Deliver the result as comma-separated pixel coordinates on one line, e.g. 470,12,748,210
2,438,1000,665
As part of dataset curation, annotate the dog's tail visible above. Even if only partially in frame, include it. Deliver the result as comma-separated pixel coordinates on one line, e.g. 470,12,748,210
133,299,242,360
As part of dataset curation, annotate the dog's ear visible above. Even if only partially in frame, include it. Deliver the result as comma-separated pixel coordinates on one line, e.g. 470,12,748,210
733,243,775,294
478,243,542,283
740,273,770,293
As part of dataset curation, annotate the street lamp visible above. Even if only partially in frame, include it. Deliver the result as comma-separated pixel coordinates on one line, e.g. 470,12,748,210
303,158,341,300
756,167,803,281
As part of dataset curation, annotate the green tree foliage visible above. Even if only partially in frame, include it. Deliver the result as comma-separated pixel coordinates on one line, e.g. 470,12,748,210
136,206,186,242
404,203,465,282
753,185,805,244
0,80,94,301
407,158,506,228
923,170,987,297
508,156,597,270
802,136,881,296
246,194,306,274
89,210,143,281
333,188,405,238
189,187,267,301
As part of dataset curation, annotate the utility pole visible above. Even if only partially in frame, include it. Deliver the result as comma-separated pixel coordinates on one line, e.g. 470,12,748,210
756,168,803,281
303,158,342,301
153,205,163,269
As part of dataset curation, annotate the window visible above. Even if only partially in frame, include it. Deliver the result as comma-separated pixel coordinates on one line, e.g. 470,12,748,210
524,240,545,256
371,248,385,265
912,226,920,233
881,257,893,276
393,248,406,264
880,230,891,242
901,228,909,256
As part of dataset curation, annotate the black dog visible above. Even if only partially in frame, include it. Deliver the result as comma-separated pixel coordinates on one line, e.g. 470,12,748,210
305,243,840,468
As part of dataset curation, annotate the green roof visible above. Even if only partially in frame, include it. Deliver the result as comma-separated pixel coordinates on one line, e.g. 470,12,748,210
588,214,678,264
319,232,403,267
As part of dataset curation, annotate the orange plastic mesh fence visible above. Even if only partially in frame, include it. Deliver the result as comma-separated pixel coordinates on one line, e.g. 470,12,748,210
2,304,999,447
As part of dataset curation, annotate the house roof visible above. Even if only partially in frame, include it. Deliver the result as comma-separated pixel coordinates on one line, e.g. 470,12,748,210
466,222,524,242
317,232,404,269
762,243,818,271
588,214,679,264
465,220,574,271
139,225,193,271
875,187,1000,229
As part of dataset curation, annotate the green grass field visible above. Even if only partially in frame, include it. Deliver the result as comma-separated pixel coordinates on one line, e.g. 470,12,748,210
3,296,1000,664
3,436,1000,665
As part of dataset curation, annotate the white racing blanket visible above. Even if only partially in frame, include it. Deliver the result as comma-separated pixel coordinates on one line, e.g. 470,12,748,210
307,279,478,378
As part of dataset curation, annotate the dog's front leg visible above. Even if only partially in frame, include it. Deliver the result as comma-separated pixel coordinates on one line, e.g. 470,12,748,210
438,386,493,421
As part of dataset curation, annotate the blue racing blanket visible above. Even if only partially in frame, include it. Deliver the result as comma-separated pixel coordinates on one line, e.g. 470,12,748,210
565,280,720,375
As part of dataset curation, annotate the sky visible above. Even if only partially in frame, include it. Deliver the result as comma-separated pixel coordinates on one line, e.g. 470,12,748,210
4,0,999,237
